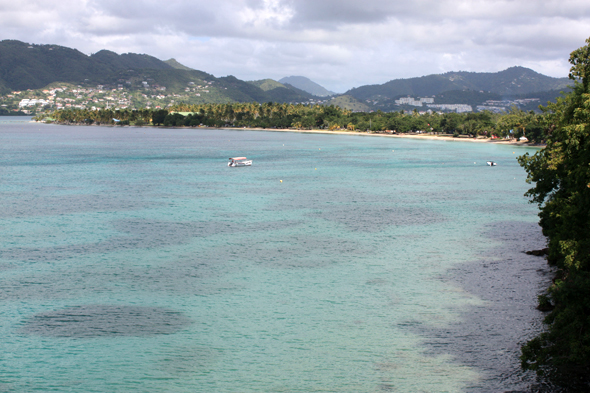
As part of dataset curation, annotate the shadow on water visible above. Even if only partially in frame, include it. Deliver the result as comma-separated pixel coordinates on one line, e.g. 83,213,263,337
0,218,303,262
21,305,192,338
404,221,564,392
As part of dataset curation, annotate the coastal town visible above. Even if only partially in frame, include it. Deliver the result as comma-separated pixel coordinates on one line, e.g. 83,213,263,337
2,83,543,116
391,95,541,113
1,83,336,115
2,81,217,114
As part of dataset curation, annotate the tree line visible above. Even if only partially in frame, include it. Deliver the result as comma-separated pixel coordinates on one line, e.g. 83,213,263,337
518,37,590,389
39,101,553,143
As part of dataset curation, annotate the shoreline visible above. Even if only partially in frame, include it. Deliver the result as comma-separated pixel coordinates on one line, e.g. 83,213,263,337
39,120,544,147
226,126,544,147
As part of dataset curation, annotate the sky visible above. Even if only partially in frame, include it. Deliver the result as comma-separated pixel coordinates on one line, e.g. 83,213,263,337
2,0,590,92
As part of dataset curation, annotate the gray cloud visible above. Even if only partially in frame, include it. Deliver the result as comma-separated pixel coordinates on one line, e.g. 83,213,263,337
1,0,589,91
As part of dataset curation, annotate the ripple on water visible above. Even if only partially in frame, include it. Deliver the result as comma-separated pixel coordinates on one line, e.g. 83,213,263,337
22,305,192,338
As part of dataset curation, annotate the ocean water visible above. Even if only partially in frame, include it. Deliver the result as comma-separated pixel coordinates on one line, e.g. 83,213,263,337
0,118,552,392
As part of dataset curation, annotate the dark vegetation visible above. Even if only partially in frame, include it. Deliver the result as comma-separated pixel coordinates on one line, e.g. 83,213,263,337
41,102,550,143
518,37,590,390
0,107,28,116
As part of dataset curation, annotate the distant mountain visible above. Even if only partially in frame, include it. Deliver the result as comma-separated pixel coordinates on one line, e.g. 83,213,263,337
248,79,316,102
279,76,335,97
346,67,571,101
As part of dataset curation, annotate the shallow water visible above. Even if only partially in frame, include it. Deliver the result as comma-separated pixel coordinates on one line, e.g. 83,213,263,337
0,118,551,392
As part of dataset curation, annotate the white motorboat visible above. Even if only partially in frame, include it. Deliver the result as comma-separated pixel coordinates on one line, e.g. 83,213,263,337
228,157,252,167
486,161,497,166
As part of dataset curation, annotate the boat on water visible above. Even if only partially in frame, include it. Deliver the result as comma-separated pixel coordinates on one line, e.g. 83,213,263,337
228,157,252,167
486,161,497,166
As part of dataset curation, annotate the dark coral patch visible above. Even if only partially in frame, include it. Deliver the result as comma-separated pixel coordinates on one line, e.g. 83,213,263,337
22,305,192,338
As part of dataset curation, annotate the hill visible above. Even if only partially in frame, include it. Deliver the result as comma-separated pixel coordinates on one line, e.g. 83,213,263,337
0,40,110,92
347,67,572,101
91,50,173,71
0,39,572,114
346,67,573,112
0,40,322,107
249,78,285,91
164,58,194,71
326,95,371,112
279,76,335,97
248,79,317,102
0,40,178,93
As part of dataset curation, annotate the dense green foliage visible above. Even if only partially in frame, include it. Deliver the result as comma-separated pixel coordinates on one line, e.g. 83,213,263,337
0,40,110,92
91,50,173,71
0,107,28,116
40,101,553,142
518,38,590,388
0,40,178,93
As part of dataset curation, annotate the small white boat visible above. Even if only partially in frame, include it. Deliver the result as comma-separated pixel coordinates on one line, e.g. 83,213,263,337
486,161,497,166
228,157,252,167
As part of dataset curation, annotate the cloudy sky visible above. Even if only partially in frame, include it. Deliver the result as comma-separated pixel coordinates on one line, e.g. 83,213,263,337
2,0,590,92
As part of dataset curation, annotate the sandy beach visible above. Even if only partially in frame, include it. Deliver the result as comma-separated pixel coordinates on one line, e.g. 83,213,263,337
235,127,543,147
47,120,543,147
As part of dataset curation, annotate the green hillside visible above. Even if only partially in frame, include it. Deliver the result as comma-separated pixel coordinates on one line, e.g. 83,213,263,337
347,66,572,101
326,95,371,112
249,79,285,91
91,50,173,71
0,40,110,92
0,40,326,107
164,58,194,71
0,40,179,93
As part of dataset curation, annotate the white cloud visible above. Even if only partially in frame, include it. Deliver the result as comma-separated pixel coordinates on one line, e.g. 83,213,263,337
1,0,589,91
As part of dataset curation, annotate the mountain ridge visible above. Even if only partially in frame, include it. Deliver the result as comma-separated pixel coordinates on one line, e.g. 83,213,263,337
0,39,573,112
346,66,571,101
0,39,319,104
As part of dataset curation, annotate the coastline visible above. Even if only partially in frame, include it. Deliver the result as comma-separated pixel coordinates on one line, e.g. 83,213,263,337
226,126,544,147
39,120,544,147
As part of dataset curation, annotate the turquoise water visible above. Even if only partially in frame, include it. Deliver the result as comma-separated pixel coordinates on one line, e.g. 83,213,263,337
0,118,550,392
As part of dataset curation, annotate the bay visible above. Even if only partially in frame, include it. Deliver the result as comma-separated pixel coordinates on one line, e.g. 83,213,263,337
0,117,550,392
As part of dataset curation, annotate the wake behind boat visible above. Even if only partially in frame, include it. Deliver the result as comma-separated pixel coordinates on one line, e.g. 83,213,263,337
228,157,252,167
